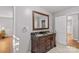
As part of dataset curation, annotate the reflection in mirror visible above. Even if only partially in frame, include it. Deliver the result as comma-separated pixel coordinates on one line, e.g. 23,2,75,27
33,11,49,30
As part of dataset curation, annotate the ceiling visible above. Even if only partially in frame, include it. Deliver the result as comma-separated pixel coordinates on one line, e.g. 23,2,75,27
40,6,75,13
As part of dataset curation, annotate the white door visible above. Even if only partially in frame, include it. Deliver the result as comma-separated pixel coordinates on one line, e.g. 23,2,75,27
55,16,67,45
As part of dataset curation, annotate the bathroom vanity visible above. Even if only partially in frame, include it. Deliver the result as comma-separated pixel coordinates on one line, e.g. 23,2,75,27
31,11,56,53
31,32,56,53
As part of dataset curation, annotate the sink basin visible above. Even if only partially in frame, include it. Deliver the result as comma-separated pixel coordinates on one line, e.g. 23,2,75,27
36,34,44,37
36,32,53,37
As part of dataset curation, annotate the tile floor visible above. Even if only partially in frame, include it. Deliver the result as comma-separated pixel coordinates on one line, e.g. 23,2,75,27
48,43,79,53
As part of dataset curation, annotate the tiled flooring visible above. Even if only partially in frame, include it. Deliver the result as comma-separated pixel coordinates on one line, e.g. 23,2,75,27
48,43,79,53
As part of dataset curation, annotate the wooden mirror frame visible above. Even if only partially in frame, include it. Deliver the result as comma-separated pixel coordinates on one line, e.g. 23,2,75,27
32,11,49,30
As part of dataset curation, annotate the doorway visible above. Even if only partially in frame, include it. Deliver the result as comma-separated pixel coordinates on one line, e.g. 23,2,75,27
67,14,79,48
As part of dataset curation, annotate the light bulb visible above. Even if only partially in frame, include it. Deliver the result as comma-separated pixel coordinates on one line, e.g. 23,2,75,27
1,27,5,30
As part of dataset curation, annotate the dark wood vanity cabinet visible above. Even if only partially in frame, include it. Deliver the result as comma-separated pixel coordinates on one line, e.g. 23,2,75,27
31,33,56,53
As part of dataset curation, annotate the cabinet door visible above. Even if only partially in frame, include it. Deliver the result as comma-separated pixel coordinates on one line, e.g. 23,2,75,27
38,37,46,53
31,39,38,52
50,35,54,48
45,37,51,50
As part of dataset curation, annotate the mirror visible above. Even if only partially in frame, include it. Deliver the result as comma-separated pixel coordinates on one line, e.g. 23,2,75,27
33,11,49,30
